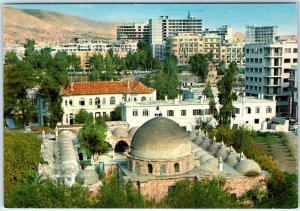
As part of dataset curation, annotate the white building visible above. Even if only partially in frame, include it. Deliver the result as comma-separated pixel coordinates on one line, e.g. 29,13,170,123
244,41,298,112
246,25,278,44
61,81,156,125
203,25,233,44
117,23,149,42
223,41,246,68
149,14,202,59
289,65,298,120
121,94,277,131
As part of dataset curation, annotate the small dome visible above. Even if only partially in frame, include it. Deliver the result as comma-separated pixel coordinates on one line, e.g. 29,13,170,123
207,158,218,165
76,166,99,186
224,153,240,167
128,126,139,137
215,147,230,160
112,128,129,138
129,117,192,160
199,162,219,175
58,130,75,140
194,150,206,159
200,139,212,150
235,159,262,175
188,130,197,141
208,142,221,154
194,136,204,145
199,154,214,163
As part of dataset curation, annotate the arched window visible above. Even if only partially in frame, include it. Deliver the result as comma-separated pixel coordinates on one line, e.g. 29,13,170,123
134,98,137,102
174,163,179,173
79,98,85,106
69,99,73,106
148,164,153,174
95,97,100,105
89,98,93,105
110,96,116,104
141,96,146,101
102,98,106,105
65,100,67,106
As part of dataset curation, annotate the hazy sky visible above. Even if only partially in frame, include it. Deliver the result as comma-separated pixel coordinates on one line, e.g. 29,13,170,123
8,3,298,35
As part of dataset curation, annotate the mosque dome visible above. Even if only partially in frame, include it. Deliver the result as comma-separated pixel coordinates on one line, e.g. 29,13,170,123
215,146,230,160
129,117,192,160
128,126,139,137
224,153,240,167
112,127,129,138
208,142,221,154
235,159,262,175
194,135,204,145
200,138,211,150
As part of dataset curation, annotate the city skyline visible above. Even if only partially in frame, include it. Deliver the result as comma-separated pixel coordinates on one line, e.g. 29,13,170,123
8,3,298,35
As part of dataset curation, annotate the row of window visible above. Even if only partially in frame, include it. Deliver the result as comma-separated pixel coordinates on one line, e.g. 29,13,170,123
132,108,211,117
245,67,263,73
245,58,263,63
234,106,273,114
65,96,147,107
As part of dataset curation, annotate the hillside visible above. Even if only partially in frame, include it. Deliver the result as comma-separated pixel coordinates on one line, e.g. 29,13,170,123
3,6,123,46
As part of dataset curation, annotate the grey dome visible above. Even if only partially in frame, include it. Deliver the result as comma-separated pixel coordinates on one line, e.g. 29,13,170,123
194,150,207,159
129,117,192,160
76,166,99,186
199,154,214,163
128,126,139,137
199,162,219,175
208,142,221,154
194,136,204,145
215,147,230,160
235,159,262,174
207,158,219,165
58,130,75,140
224,153,240,167
188,130,197,141
200,138,211,150
112,128,129,138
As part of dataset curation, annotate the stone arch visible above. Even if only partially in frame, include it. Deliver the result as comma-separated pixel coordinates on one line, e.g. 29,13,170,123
114,140,129,152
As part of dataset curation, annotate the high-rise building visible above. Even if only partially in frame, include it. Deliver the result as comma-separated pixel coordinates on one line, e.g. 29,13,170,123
117,23,149,42
223,41,246,68
203,34,222,63
149,14,202,59
203,25,233,44
246,25,278,44
244,41,298,112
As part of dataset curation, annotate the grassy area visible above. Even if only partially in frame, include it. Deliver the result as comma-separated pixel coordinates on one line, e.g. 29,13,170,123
254,134,277,144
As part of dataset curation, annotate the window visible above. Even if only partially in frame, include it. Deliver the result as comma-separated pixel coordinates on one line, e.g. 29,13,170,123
284,68,290,73
246,107,251,114
293,48,297,53
234,107,240,114
110,97,116,104
95,97,100,105
285,48,291,53
283,78,289,83
181,110,186,116
79,98,85,106
160,164,167,174
284,58,291,63
134,98,137,102
293,58,297,63
204,109,211,115
174,163,179,173
65,100,67,106
141,96,146,101
143,109,149,116
102,98,106,105
89,98,93,105
148,164,153,174
156,106,159,110
133,110,138,116
193,109,202,115
266,106,272,113
255,107,260,113
254,119,259,124
167,110,174,116
69,99,73,106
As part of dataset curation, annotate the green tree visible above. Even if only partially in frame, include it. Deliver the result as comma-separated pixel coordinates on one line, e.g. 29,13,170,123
160,178,239,208
78,116,109,160
217,60,226,75
202,82,214,99
210,62,238,126
4,61,38,128
189,53,211,82
5,51,19,65
74,109,93,124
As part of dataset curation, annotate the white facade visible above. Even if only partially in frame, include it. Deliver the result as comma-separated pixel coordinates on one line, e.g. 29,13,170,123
203,25,233,44
117,22,149,42
121,95,277,131
244,41,298,112
61,81,156,125
246,25,278,44
223,41,246,68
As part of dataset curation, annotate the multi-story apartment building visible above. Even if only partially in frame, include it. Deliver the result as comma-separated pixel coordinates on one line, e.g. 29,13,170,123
244,41,298,112
289,65,298,120
223,41,246,68
203,34,222,63
166,33,204,66
117,23,149,42
203,25,233,44
246,25,278,44
61,81,156,125
50,39,138,70
149,14,202,59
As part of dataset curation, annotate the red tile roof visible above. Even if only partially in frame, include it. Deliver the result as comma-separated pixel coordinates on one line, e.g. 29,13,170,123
62,81,154,96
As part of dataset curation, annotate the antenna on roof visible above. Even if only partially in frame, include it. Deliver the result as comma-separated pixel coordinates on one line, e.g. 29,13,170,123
188,10,191,19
